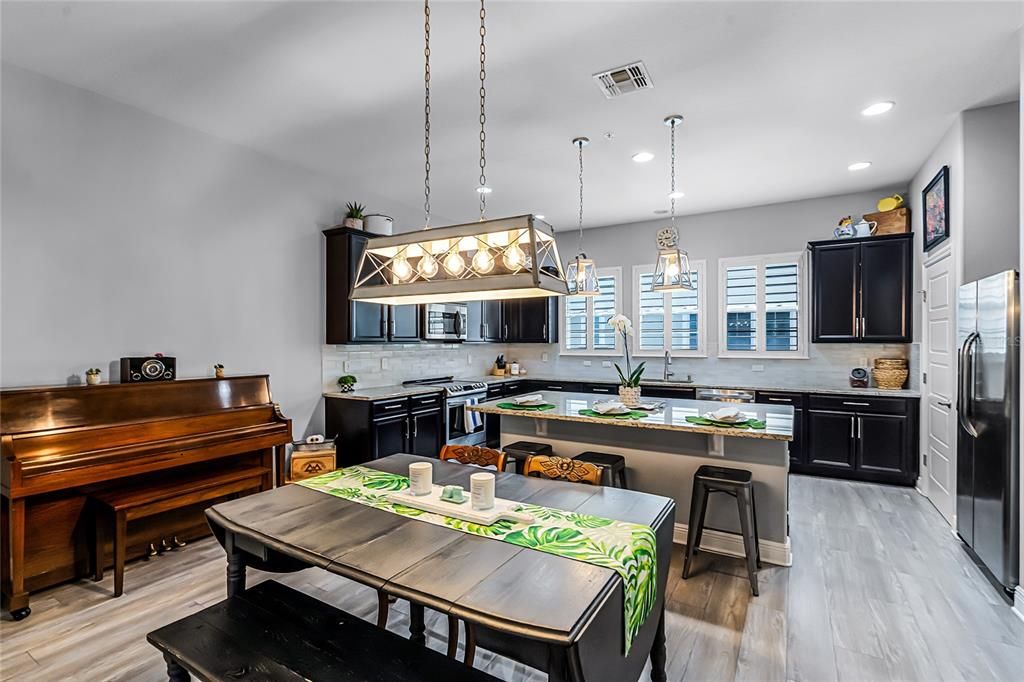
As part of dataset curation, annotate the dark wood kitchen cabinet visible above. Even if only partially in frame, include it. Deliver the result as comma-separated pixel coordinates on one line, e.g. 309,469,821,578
808,233,912,343
324,226,422,344
755,391,804,467
803,394,916,484
326,393,444,465
505,297,558,343
466,300,504,343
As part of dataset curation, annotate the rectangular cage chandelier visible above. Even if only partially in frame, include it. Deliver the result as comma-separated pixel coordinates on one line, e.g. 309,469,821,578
350,215,569,305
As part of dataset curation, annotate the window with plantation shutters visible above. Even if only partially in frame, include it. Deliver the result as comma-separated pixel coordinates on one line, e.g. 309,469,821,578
632,261,706,357
560,267,622,355
718,252,807,358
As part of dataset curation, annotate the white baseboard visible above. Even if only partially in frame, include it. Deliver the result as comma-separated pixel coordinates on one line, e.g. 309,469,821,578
672,522,792,567
1013,585,1024,624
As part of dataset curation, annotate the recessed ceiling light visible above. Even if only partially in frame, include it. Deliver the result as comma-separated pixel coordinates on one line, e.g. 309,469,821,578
535,214,545,220
848,162,872,171
861,101,895,117
632,151,655,163
668,190,685,199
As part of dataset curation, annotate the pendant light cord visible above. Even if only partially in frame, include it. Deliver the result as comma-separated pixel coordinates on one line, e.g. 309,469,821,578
577,139,585,255
478,0,487,221
423,0,431,229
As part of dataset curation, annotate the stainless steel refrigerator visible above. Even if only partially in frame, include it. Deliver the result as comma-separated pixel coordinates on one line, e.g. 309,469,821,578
956,269,1019,599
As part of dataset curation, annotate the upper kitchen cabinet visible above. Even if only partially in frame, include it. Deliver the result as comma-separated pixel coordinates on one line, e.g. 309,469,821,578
808,233,912,343
324,226,421,344
504,297,559,343
465,300,504,343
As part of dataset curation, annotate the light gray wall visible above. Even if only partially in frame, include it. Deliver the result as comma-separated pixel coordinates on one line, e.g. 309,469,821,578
962,102,1020,282
1,64,355,437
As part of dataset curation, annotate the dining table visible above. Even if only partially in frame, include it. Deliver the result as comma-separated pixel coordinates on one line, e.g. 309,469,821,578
204,453,675,682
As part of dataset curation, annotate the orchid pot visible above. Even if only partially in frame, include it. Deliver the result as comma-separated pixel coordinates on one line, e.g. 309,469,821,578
609,313,645,407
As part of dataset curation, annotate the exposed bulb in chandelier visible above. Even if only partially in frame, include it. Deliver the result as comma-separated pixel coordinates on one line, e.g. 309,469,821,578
472,246,495,274
392,255,413,282
444,251,466,276
665,259,679,279
417,252,439,279
503,243,525,270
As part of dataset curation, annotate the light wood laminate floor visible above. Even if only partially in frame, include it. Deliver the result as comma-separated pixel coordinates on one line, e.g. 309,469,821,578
2,475,1022,681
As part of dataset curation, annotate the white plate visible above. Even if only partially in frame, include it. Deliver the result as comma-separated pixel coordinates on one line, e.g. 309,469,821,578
516,398,546,406
593,402,632,415
702,411,744,423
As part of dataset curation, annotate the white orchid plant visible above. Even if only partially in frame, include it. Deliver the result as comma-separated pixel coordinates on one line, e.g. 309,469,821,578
609,313,645,387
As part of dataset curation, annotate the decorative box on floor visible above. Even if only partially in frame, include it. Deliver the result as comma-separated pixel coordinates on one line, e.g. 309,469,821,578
289,444,337,482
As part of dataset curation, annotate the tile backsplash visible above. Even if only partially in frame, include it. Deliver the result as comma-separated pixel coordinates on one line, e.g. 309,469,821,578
323,341,917,392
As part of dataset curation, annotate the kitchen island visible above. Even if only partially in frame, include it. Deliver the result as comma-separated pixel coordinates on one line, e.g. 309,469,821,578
469,391,795,565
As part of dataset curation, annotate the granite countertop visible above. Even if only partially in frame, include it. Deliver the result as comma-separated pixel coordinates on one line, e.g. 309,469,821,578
323,385,444,401
468,391,794,442
467,374,920,398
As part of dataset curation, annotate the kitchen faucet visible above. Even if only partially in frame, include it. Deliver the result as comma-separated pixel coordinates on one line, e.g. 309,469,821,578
663,351,674,381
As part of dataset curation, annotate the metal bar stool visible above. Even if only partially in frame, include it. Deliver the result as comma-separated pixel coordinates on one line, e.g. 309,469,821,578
572,452,628,488
502,441,553,474
682,464,761,596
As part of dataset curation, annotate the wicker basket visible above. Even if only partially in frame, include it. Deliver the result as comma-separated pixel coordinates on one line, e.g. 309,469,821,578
871,367,908,390
874,358,908,369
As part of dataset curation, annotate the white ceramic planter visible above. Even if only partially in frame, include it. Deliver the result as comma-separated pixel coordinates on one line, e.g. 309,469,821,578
86,373,101,386
364,214,394,235
618,385,641,407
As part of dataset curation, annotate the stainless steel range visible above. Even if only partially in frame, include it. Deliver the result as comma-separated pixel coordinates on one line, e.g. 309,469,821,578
403,376,488,446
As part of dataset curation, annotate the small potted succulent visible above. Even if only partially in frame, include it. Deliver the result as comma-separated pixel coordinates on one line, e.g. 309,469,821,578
214,363,225,378
609,314,645,406
342,202,366,230
85,368,102,386
336,374,357,393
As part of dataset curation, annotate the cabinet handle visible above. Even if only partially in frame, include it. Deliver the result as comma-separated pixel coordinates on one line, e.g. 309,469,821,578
937,400,952,408
854,317,859,337
543,323,548,337
381,403,404,410
767,397,792,402
413,418,418,438
548,385,564,390
380,317,387,338
403,418,410,441
504,324,509,340
849,416,855,438
593,388,610,393
861,316,866,336
842,401,870,407
857,416,862,439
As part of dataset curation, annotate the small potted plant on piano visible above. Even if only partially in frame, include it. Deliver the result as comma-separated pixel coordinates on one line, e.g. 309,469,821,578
342,202,366,230
214,363,225,379
85,368,102,386
337,375,357,393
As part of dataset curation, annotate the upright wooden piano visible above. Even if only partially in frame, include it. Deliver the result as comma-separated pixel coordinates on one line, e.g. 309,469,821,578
1,375,291,620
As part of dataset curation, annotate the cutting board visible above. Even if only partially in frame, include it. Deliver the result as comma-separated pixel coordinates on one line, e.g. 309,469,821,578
389,486,535,526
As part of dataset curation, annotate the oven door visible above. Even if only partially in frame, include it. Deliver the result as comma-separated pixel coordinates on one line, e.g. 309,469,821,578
446,394,486,446
423,303,467,341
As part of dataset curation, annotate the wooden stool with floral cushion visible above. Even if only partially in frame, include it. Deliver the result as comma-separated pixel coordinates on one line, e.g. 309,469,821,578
439,444,508,472
523,455,603,486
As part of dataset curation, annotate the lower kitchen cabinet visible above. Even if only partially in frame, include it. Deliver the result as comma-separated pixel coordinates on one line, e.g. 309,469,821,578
755,391,804,467
326,394,444,465
803,394,917,485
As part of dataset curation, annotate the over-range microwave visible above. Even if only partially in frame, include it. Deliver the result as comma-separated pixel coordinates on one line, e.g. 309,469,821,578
422,303,467,341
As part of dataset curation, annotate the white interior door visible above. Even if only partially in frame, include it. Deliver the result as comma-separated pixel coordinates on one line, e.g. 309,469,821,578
923,249,956,525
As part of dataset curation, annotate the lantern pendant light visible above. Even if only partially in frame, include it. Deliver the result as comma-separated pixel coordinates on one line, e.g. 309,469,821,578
566,137,600,296
349,0,569,305
652,114,695,291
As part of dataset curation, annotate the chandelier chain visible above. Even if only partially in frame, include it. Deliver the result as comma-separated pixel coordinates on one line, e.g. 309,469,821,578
577,140,585,253
478,0,487,220
423,0,431,228
670,118,677,226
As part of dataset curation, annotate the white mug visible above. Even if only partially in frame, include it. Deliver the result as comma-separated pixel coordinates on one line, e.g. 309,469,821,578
409,462,433,496
470,472,495,510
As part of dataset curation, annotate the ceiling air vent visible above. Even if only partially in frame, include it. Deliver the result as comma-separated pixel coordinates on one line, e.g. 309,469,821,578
593,61,653,99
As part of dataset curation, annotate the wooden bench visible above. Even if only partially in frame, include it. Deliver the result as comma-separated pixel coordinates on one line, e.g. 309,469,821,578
93,466,268,597
147,580,500,681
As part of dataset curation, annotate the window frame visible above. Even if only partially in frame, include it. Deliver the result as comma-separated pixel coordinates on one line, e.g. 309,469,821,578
717,251,809,359
559,266,623,356
631,260,707,358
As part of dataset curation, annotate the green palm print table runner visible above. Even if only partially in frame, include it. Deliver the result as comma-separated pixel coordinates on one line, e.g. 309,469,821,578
298,465,657,653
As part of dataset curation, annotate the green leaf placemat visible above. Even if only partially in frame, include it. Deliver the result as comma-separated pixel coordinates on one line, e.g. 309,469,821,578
685,416,766,429
496,402,556,411
578,408,648,420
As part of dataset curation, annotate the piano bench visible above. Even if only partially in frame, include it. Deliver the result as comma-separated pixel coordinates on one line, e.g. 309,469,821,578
92,466,269,597
147,580,499,682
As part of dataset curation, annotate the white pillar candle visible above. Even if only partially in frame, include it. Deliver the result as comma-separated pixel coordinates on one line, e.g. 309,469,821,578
409,462,433,496
470,472,495,510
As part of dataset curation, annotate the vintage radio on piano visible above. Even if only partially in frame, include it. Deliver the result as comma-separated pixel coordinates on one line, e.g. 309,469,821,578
120,354,176,382
1,375,291,620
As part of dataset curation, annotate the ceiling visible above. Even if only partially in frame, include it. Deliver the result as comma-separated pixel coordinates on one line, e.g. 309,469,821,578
3,1,1021,232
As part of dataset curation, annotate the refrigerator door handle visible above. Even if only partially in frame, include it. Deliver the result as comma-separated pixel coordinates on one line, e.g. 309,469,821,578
958,332,980,438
